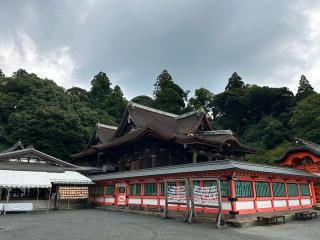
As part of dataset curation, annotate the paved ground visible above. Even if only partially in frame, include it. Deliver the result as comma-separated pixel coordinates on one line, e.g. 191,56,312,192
0,209,320,240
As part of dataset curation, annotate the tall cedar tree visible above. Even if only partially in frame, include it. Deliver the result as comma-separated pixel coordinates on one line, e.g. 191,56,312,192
153,70,188,114
225,72,245,90
296,75,315,102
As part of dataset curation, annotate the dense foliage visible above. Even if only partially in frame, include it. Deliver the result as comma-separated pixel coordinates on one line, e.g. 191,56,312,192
0,69,318,163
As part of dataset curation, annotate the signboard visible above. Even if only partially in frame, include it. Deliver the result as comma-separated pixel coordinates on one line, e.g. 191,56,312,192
58,186,88,200
193,185,219,207
167,185,187,204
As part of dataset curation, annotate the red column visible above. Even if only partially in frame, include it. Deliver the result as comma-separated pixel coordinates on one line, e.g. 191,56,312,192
269,179,274,210
252,178,257,212
297,181,302,208
103,183,106,204
284,182,289,209
309,180,316,205
157,181,161,208
230,177,237,213
141,181,144,206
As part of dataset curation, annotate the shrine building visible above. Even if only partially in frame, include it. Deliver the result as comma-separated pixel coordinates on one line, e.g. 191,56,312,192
277,139,320,203
72,102,318,216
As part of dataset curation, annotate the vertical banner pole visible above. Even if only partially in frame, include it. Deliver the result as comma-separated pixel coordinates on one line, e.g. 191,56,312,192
162,180,168,218
216,179,225,228
36,187,39,210
184,179,189,223
4,188,11,215
47,187,52,214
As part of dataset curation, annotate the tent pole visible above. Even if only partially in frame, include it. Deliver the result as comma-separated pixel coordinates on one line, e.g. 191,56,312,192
4,188,10,215
47,187,51,214
36,187,39,210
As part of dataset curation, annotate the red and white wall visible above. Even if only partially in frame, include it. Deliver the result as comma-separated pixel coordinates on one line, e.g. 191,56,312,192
92,171,316,215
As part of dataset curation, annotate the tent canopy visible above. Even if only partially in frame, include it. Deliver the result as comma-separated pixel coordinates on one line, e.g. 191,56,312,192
0,170,51,188
48,171,93,185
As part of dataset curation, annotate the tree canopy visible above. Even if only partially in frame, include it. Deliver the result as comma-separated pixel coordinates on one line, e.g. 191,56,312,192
0,68,318,164
153,70,188,114
295,75,315,102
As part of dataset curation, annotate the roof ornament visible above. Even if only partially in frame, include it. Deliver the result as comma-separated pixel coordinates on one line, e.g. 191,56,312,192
129,101,177,117
201,130,234,136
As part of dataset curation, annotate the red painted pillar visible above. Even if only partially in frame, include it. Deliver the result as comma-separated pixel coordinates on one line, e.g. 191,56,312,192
284,182,289,209
309,180,316,205
268,179,274,210
230,177,237,213
252,178,257,212
103,183,106,204
296,181,302,208
157,180,161,208
141,181,144,206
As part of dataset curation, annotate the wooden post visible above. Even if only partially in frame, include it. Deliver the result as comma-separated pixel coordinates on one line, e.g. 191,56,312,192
188,179,198,223
162,180,168,218
47,187,51,214
184,179,190,223
216,179,225,228
4,188,10,215
151,155,156,168
36,188,39,210
192,149,197,164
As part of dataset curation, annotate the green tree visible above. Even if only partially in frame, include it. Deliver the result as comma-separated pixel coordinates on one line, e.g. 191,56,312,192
296,75,315,102
289,94,320,143
241,116,289,149
105,85,127,121
0,69,116,160
131,95,154,107
187,88,214,115
153,70,188,114
0,69,4,78
66,87,89,103
225,72,245,90
89,72,127,122
89,71,112,106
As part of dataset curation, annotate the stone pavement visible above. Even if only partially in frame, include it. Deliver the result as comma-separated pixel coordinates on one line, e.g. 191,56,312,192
0,209,319,240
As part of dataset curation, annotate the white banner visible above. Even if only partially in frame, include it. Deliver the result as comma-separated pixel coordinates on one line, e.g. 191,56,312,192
167,185,187,204
193,185,219,206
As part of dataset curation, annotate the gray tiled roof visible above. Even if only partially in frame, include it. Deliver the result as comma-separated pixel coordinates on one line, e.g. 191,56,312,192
90,160,316,181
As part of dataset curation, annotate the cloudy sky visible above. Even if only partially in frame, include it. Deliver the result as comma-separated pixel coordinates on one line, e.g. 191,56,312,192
0,0,320,99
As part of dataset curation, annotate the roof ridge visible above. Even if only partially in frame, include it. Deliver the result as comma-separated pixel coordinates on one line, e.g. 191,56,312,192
129,101,178,117
96,123,118,130
175,108,207,120
175,110,198,120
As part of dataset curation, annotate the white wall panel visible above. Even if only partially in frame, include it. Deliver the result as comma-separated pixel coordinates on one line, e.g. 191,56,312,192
288,199,300,206
301,198,311,205
143,199,158,205
256,200,272,209
128,198,141,204
104,198,114,203
235,201,254,210
274,200,287,207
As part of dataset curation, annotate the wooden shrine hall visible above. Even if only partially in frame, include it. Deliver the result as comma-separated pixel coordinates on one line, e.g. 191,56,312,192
72,103,318,217
71,102,255,172
277,139,320,202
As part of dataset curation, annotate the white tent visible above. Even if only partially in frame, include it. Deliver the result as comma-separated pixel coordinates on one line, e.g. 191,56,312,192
0,170,52,214
0,170,51,188
48,171,92,185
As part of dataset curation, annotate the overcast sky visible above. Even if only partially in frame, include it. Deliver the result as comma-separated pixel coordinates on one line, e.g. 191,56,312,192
1,0,320,99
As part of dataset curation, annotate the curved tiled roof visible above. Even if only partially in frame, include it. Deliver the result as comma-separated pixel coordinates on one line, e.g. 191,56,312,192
72,102,254,157
91,159,317,181
276,144,320,163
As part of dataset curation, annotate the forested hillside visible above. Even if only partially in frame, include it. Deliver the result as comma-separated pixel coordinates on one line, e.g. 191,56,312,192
0,68,319,162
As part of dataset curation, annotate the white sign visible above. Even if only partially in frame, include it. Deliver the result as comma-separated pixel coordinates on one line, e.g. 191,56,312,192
167,185,187,204
193,186,218,206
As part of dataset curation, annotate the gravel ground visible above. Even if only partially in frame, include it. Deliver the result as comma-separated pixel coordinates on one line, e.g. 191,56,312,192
0,209,320,240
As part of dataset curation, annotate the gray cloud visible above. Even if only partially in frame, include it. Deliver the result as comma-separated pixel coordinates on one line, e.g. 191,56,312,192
0,0,320,99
